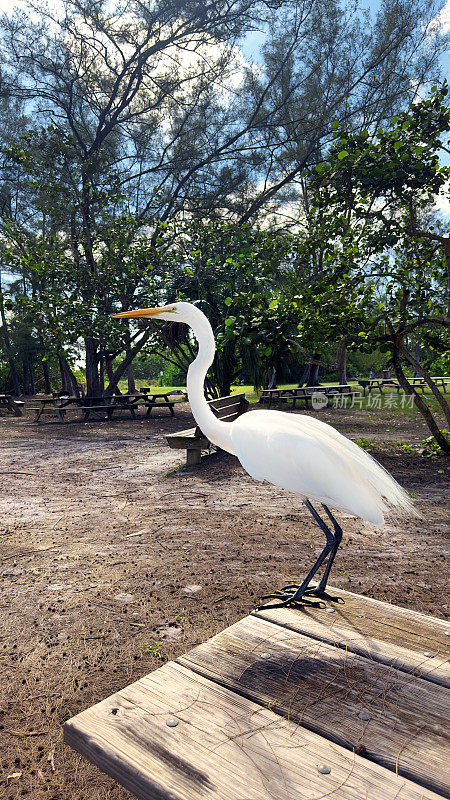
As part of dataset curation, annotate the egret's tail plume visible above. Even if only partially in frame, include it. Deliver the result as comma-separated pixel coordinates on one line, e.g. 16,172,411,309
362,453,418,524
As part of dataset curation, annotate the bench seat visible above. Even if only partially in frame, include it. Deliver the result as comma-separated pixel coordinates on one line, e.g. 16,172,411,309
143,400,176,417
80,404,137,420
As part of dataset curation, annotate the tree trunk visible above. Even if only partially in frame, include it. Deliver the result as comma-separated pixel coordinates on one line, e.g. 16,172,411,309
84,337,101,397
127,361,136,393
42,361,51,394
298,363,310,387
99,356,105,394
42,358,51,394
58,354,80,397
310,360,320,386
22,356,35,395
105,356,114,383
125,332,136,393
105,330,150,397
298,355,321,387
337,338,348,385
391,339,450,454
413,341,421,377
401,344,450,428
28,357,35,395
0,274,21,396
264,367,276,389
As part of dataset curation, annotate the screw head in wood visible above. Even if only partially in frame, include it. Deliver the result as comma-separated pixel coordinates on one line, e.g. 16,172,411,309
166,717,179,727
423,651,435,658
317,763,331,774
358,709,371,721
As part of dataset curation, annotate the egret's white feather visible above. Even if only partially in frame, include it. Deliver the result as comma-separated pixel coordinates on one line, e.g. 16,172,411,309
231,410,414,525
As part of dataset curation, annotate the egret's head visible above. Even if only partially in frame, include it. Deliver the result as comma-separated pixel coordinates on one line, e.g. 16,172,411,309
112,302,212,344
112,302,184,323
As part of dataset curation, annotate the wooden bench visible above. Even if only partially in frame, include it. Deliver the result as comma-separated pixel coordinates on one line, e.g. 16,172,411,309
166,393,249,466
64,587,450,800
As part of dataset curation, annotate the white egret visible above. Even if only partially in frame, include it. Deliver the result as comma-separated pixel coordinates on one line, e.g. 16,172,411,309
113,302,414,609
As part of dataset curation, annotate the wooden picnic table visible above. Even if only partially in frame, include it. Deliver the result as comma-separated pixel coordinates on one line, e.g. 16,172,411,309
140,391,184,417
34,395,83,422
261,385,358,408
64,587,450,800
34,391,184,422
407,376,449,393
358,378,401,394
0,393,24,416
358,376,449,395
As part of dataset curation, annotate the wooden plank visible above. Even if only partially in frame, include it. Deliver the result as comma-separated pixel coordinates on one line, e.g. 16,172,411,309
64,660,446,800
166,428,197,439
166,432,209,450
212,402,243,417
178,615,450,797
209,394,246,412
216,411,242,422
255,587,450,688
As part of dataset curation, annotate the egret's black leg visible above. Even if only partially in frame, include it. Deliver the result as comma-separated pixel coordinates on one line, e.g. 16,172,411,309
314,506,342,594
302,505,342,600
257,500,342,610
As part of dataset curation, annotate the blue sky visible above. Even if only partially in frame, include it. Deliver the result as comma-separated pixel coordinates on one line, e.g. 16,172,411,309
1,0,449,213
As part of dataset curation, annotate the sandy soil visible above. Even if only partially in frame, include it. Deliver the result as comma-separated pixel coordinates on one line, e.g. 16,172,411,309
0,402,449,799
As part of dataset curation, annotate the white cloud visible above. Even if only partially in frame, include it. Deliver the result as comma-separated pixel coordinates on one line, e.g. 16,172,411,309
433,0,450,32
435,181,450,216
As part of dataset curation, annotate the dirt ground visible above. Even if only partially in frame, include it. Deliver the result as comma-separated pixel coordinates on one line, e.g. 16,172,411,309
0,401,449,799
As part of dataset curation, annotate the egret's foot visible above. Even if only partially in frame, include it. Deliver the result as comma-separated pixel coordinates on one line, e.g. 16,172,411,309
281,582,341,603
303,585,341,603
257,590,325,610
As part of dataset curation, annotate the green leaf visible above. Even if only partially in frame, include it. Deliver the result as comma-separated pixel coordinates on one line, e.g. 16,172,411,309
337,150,349,160
224,296,233,306
269,299,278,309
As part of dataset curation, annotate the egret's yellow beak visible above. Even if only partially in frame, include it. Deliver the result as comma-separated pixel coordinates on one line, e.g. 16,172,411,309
112,306,175,319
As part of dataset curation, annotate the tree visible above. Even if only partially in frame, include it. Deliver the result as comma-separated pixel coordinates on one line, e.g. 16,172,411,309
147,219,291,395
0,0,447,394
306,85,450,451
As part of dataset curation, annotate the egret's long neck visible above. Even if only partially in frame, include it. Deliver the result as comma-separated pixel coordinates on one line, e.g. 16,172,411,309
186,314,235,455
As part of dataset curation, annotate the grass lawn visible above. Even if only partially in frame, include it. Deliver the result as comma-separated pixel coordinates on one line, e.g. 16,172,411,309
119,378,450,418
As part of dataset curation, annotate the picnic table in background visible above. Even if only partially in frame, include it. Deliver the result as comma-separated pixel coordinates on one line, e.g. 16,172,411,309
260,385,359,408
139,388,186,417
34,390,187,422
64,587,450,800
34,395,83,422
358,376,449,395
0,393,24,416
357,378,400,395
